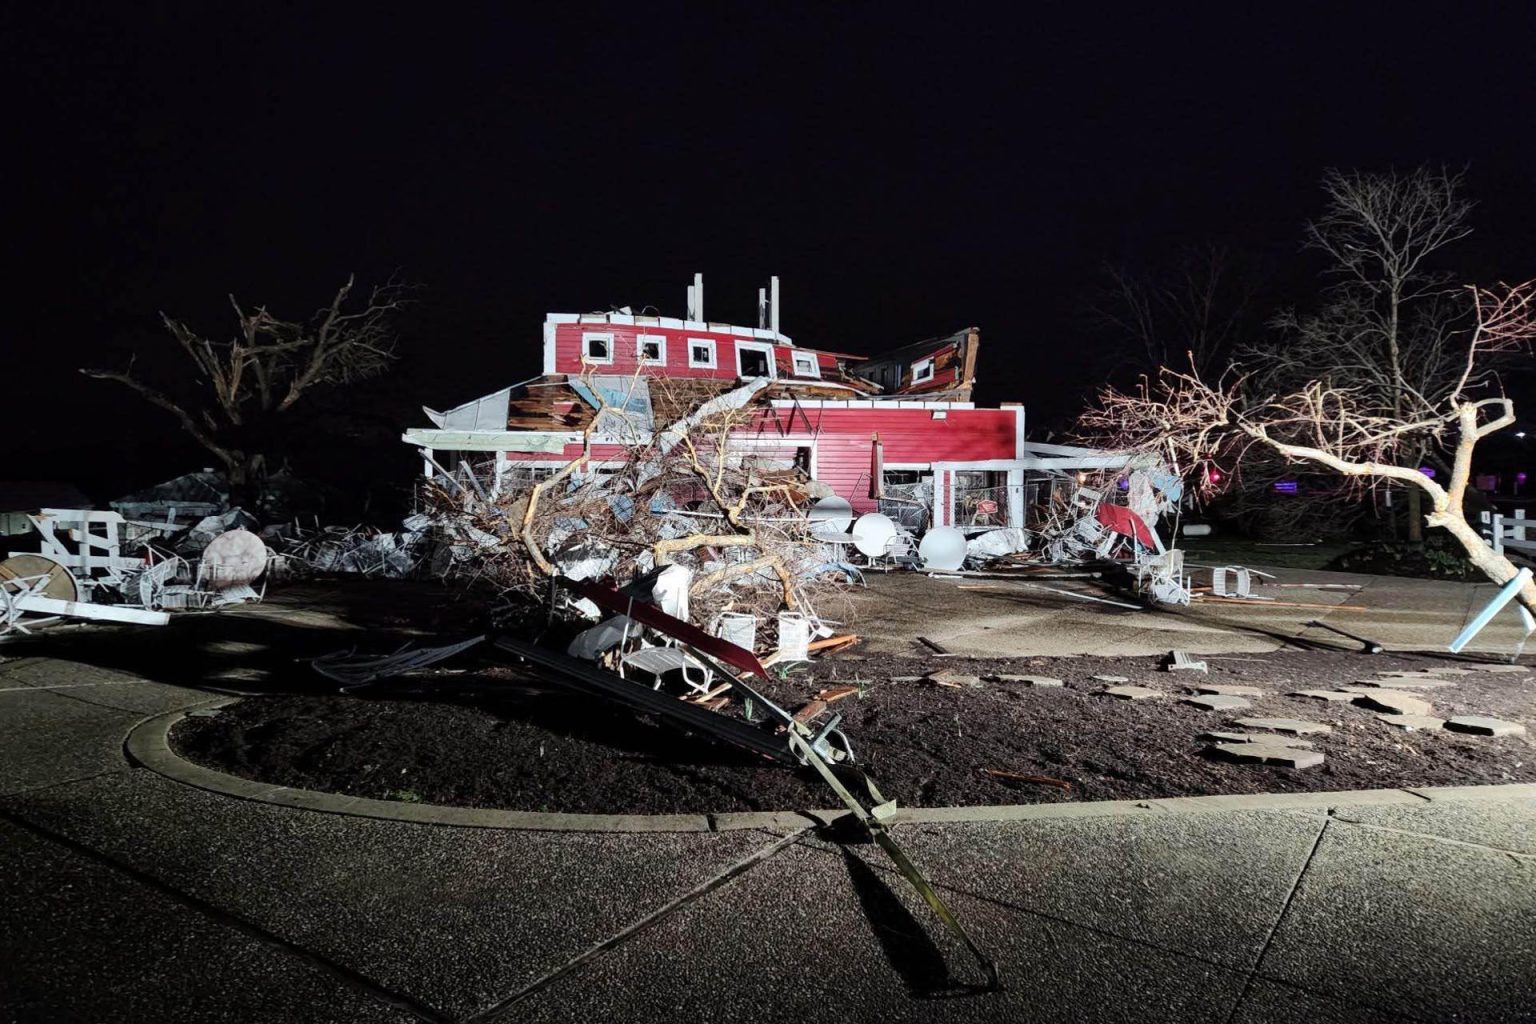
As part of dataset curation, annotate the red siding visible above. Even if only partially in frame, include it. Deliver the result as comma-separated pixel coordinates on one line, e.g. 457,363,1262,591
745,406,1016,514
552,322,833,380
498,405,1017,518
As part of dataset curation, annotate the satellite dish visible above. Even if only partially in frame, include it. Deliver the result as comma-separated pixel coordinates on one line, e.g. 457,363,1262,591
199,529,268,589
918,527,968,571
808,496,854,539
851,513,898,557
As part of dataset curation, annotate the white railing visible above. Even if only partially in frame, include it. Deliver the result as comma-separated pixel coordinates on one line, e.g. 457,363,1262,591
1480,509,1536,554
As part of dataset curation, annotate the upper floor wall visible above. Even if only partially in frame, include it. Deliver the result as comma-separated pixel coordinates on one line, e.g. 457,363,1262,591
543,312,839,382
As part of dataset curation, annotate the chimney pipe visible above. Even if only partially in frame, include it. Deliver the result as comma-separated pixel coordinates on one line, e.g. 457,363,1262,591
693,273,704,323
770,275,781,336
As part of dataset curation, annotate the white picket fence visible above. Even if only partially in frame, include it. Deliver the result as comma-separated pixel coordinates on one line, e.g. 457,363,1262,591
1480,509,1536,555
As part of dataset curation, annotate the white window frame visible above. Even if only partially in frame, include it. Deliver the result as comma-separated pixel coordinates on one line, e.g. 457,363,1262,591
687,337,717,369
912,356,935,384
636,333,667,366
582,331,615,365
735,339,777,379
791,351,821,379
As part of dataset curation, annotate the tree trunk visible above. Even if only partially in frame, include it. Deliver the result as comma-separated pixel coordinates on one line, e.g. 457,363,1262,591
1406,486,1424,543
1430,508,1536,614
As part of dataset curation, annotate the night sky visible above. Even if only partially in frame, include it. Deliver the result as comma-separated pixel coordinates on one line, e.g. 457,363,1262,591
10,5,1536,507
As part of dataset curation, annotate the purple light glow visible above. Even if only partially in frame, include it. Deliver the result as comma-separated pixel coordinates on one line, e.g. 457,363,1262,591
1419,466,1436,478
1273,481,1298,494
1519,472,1529,484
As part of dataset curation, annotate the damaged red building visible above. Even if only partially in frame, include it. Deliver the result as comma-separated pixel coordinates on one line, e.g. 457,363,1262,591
405,276,1110,532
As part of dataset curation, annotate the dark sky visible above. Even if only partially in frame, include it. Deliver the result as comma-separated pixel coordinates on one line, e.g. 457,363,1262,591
9,4,1536,500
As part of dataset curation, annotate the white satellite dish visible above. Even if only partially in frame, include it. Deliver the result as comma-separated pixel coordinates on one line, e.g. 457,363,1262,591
918,526,968,571
808,496,854,539
199,529,268,589
851,513,898,557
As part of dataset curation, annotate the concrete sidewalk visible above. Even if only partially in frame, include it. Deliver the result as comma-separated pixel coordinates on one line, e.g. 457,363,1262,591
2,655,1532,1023
844,568,1521,658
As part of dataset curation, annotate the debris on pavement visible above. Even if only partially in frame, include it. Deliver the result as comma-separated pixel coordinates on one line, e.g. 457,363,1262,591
1164,649,1208,673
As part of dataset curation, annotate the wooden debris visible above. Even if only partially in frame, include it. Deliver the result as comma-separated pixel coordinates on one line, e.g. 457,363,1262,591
981,768,1072,792
815,684,860,704
792,699,829,724
916,636,950,654
808,634,860,654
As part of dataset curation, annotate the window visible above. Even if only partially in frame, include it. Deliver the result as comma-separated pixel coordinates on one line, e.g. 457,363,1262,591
687,337,717,369
636,334,666,366
791,351,820,378
911,356,935,384
582,332,614,364
736,341,774,378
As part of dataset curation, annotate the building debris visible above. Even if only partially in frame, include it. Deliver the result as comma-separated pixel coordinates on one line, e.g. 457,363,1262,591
1164,650,1208,673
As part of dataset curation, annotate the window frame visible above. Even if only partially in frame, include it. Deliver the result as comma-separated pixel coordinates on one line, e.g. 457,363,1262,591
911,356,936,384
687,337,717,369
790,351,821,379
582,331,615,365
735,339,777,379
636,333,667,366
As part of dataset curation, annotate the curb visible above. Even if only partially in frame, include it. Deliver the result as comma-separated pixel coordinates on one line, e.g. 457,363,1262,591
127,703,1536,834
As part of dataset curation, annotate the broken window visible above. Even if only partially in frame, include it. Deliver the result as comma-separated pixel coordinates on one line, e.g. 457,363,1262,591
911,356,935,384
880,470,932,531
955,470,1007,526
736,343,772,378
637,335,666,365
791,351,820,378
583,332,614,364
688,338,716,369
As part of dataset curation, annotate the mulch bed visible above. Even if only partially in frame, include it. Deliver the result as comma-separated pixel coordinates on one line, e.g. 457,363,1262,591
171,649,1536,815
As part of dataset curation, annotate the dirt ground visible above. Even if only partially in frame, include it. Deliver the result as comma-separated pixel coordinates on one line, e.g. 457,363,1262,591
172,647,1536,815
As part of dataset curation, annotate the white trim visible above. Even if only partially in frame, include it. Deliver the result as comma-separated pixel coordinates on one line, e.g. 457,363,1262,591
1013,406,1026,459
767,399,973,410
912,356,935,383
581,331,615,364
636,333,667,366
401,429,577,452
687,337,718,369
790,351,821,379
734,339,777,379
542,321,557,374
544,310,791,345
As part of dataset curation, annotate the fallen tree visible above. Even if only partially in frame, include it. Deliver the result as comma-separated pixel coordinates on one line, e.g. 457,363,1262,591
421,374,850,628
1080,279,1536,609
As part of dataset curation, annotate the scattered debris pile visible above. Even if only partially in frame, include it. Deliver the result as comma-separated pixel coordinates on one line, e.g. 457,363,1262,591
419,376,860,630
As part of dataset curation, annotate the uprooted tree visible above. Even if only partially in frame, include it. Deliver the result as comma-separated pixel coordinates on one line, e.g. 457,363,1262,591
83,275,411,499
1080,279,1536,610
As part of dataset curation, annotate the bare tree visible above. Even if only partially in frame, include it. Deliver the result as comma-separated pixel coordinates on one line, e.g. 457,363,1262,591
1081,280,1536,610
1249,167,1475,539
1093,244,1263,379
83,275,410,497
